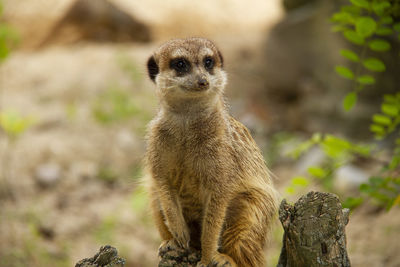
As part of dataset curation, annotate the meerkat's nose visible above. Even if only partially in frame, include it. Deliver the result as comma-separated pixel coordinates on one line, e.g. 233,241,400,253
197,76,209,89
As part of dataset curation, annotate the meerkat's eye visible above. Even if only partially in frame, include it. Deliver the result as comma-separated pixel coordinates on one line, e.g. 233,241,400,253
203,56,214,70
170,58,190,74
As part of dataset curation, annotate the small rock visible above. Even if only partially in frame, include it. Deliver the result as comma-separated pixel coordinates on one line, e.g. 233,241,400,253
35,163,62,188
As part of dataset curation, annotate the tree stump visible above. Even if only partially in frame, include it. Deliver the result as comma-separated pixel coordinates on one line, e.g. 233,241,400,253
277,191,351,267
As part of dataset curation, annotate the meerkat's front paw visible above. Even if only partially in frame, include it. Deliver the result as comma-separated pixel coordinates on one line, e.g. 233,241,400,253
158,239,181,256
197,252,237,267
171,227,190,249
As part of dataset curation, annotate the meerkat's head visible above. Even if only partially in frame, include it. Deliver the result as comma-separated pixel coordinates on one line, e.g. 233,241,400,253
147,38,227,109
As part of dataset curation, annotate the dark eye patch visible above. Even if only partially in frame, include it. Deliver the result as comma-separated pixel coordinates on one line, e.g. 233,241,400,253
169,57,191,75
203,56,214,71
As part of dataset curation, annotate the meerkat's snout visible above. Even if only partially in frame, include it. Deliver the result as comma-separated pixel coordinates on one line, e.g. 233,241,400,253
197,75,209,90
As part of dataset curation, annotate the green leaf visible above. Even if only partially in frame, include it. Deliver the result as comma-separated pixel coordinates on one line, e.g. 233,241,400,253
340,49,359,62
382,104,399,116
350,0,370,9
341,5,361,15
368,39,391,52
357,75,375,85
389,156,400,170
383,94,398,104
372,114,391,125
343,30,365,45
335,65,354,79
352,143,372,156
307,167,327,178
342,197,364,210
289,134,321,159
332,12,354,24
291,176,310,187
331,25,349,32
0,110,35,139
394,23,400,32
375,27,393,35
360,183,372,193
356,17,377,38
372,1,391,15
363,58,386,72
343,92,357,111
381,16,393,24
370,124,385,134
285,186,295,195
311,132,322,143
322,135,352,159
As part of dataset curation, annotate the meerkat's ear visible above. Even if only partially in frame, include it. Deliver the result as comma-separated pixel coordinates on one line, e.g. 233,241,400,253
217,50,224,68
147,56,159,82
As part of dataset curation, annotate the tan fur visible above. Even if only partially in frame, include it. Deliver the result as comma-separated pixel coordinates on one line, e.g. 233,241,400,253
145,37,279,267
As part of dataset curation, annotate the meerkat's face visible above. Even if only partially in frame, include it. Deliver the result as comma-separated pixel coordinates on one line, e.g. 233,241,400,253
147,38,227,100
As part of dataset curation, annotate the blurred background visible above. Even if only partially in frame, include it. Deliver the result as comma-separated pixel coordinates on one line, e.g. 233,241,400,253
0,0,399,266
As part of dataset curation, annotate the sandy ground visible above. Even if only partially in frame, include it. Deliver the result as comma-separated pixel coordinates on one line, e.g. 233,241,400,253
0,1,399,267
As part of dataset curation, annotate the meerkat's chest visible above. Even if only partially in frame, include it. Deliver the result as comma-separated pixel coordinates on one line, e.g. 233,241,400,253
153,129,219,192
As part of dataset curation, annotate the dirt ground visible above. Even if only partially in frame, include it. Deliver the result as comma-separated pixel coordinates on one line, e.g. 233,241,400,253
0,0,399,267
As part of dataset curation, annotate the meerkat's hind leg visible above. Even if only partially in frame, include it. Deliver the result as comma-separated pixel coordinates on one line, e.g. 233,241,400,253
220,188,277,267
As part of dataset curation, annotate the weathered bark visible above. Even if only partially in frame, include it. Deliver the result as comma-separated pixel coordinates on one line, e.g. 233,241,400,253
158,246,201,267
75,245,125,267
76,192,351,267
277,191,351,267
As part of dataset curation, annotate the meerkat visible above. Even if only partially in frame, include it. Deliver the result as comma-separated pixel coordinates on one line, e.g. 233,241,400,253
145,37,279,267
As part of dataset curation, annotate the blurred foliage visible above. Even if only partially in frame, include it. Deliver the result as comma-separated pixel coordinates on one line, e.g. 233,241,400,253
287,134,372,193
331,0,400,111
92,87,141,124
116,53,143,83
0,2,28,187
287,0,400,211
94,216,117,244
0,2,18,62
97,166,120,184
1,211,70,267
0,109,35,142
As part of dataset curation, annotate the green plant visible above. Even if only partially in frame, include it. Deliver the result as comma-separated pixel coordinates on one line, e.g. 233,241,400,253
287,134,372,195
0,110,35,195
288,0,400,210
92,87,141,124
0,2,24,196
0,109,35,142
332,0,400,111
0,2,18,62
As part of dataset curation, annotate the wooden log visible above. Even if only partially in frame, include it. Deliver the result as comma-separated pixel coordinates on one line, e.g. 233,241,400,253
277,191,351,267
